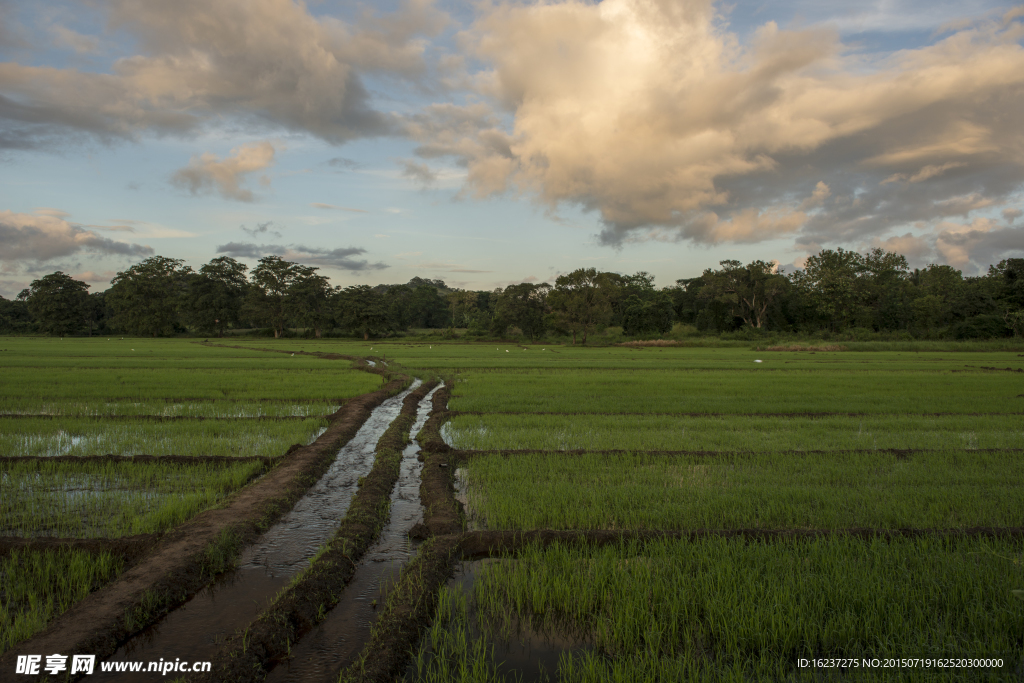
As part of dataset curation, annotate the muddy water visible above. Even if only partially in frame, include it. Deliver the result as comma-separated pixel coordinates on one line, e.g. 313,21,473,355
94,382,421,682
405,559,593,682
405,559,592,681
265,383,441,682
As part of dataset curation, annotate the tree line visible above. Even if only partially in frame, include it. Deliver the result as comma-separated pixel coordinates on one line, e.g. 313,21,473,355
2,249,1022,341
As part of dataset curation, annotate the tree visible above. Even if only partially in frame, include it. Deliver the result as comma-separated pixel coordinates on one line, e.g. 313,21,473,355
246,256,300,338
548,268,612,345
24,271,91,336
446,290,478,330
0,295,32,333
182,257,249,336
789,249,865,331
699,260,788,329
290,266,334,338
492,283,550,340
337,285,390,340
622,291,675,336
107,257,192,336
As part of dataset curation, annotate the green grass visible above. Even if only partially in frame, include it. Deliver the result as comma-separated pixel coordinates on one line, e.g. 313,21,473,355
0,338,381,401
0,417,327,457
0,459,265,537
462,450,1024,530
470,537,1024,681
443,414,1024,451
0,399,340,417
446,369,1023,414
0,548,126,654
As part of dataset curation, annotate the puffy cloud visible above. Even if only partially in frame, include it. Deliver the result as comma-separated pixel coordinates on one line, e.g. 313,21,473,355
401,159,438,187
215,242,387,271
0,209,153,268
407,0,1024,258
171,142,275,202
0,0,448,148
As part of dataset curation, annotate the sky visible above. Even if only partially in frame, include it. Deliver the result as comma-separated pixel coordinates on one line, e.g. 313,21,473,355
1,0,1023,298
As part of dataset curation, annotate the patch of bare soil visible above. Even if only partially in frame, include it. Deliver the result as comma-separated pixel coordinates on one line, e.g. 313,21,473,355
615,340,683,347
448,447,1024,461
756,344,847,352
456,527,1024,558
0,535,159,562
0,368,410,681
198,381,439,683
0,455,274,466
411,384,462,538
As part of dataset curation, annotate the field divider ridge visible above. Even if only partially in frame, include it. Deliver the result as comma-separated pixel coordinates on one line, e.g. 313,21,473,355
413,381,462,537
198,380,440,683
0,355,412,680
446,447,1024,460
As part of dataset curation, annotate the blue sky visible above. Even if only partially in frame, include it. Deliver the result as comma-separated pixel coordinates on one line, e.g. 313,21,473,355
1,0,1022,297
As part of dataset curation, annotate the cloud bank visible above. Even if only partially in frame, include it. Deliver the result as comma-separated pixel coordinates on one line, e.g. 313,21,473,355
0,209,153,269
216,242,388,271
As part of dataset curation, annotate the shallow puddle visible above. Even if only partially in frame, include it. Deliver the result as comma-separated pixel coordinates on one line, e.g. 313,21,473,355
405,559,593,682
265,383,441,682
93,381,422,682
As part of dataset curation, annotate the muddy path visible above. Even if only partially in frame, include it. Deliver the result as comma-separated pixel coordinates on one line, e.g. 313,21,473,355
198,381,439,683
263,383,442,683
0,365,412,680
90,381,425,683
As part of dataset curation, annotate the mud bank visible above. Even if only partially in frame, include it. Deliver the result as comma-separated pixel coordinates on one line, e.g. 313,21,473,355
0,534,159,562
0,373,410,681
457,527,1024,558
444,447,1024,461
412,384,461,537
0,455,274,466
200,381,438,683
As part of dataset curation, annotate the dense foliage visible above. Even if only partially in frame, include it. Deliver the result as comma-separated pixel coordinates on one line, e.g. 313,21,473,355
2,250,1022,340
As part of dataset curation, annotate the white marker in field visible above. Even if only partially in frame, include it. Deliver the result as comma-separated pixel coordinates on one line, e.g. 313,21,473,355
754,360,762,363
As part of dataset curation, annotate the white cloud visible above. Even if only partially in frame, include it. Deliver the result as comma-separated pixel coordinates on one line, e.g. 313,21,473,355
171,142,276,202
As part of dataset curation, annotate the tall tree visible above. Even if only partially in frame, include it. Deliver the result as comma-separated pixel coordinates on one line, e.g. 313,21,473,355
246,256,300,338
699,260,788,329
290,265,334,338
446,290,478,330
789,249,865,331
107,257,192,336
548,268,612,345
24,271,91,336
622,291,676,336
182,257,249,336
492,283,550,340
337,284,390,340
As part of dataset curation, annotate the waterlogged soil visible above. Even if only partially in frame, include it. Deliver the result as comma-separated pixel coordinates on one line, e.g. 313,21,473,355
405,559,593,682
265,384,441,682
90,382,422,682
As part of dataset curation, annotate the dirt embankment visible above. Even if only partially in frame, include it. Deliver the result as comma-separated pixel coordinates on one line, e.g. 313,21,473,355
447,447,1024,461
0,535,159,563
0,373,411,682
199,381,438,683
0,454,274,466
412,383,462,538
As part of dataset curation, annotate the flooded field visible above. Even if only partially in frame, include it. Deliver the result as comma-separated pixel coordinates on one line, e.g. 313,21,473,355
2,338,1023,681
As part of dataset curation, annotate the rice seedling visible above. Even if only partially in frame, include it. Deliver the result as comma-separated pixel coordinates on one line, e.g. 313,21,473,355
469,537,1024,680
408,586,513,683
0,548,125,654
445,368,1023,414
0,399,340,418
0,459,265,537
0,417,327,458
462,450,1024,530
442,413,1024,452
